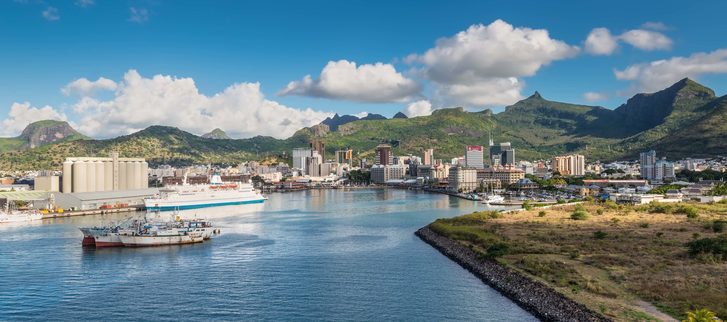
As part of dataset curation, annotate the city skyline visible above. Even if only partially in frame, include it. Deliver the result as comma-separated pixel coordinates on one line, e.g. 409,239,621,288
3,1,727,139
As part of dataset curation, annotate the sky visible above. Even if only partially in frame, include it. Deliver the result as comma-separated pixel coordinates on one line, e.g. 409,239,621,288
2,0,727,139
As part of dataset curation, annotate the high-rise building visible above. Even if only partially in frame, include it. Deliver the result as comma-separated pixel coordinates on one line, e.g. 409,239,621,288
489,142,515,166
448,166,478,192
370,164,406,184
465,146,485,169
551,154,585,176
423,149,434,166
309,139,325,161
640,150,657,180
292,148,312,173
335,149,353,166
655,158,675,182
306,151,323,177
375,144,392,165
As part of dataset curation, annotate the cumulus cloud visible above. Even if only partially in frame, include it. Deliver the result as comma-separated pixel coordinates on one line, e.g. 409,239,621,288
584,26,672,55
408,19,578,107
129,7,149,23
585,28,618,55
619,29,672,51
583,91,608,102
279,60,420,103
62,77,118,96
614,49,727,92
404,100,433,117
63,70,331,138
42,6,59,21
0,102,67,136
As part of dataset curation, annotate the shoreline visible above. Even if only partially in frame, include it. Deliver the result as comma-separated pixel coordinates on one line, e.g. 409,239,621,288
415,226,610,322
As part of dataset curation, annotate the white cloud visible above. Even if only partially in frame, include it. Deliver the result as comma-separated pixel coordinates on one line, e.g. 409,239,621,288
129,7,149,23
404,100,433,117
619,29,672,51
67,70,331,139
408,19,578,107
585,28,618,55
75,0,94,8
42,7,59,21
584,26,672,55
62,77,118,96
615,49,727,92
279,60,420,103
0,102,67,136
583,91,608,102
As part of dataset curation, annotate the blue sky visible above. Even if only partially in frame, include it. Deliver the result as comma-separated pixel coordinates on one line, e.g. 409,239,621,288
2,0,727,139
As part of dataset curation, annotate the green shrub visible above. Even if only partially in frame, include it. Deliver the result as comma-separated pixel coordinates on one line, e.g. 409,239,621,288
486,242,510,258
604,200,618,209
713,220,727,233
596,209,604,215
522,200,533,211
574,204,585,211
638,222,649,228
593,230,608,239
675,205,698,218
557,199,566,204
686,235,727,259
538,210,546,217
571,210,589,220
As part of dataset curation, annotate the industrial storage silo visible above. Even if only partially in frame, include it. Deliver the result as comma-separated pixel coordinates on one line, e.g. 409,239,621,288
62,160,73,193
141,161,149,189
72,161,87,193
103,161,113,191
126,162,136,190
119,161,128,190
95,160,105,191
132,162,142,190
86,160,97,193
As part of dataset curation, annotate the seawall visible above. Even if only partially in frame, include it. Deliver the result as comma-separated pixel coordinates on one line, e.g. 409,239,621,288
415,226,611,322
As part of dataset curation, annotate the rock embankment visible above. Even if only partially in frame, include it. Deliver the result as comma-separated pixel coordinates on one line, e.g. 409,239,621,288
416,226,611,322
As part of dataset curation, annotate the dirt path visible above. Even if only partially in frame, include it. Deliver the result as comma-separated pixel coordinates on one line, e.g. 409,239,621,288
636,300,677,322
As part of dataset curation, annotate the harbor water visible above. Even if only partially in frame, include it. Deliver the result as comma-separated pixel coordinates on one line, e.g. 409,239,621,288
0,189,535,321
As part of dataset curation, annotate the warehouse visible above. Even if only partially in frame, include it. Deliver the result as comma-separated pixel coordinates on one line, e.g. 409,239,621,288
61,152,148,193
53,188,159,211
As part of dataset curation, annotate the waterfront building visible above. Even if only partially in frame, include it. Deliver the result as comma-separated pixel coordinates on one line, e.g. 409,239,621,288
465,145,485,169
448,167,478,192
61,153,148,193
309,139,325,161
423,149,434,166
479,167,525,186
375,144,392,165
551,154,585,176
370,165,406,184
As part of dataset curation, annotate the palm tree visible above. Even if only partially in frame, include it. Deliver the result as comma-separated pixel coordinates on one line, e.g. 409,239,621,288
682,308,722,322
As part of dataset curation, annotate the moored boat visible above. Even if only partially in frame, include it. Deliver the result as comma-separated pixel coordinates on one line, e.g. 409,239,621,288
144,174,266,212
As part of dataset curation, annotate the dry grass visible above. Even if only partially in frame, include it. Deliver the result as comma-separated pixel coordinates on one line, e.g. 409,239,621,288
435,201,727,321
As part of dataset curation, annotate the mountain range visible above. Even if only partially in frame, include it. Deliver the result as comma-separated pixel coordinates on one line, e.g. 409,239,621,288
0,78,725,171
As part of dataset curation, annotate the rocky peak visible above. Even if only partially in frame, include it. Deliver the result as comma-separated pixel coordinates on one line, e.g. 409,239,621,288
202,128,231,139
18,120,85,149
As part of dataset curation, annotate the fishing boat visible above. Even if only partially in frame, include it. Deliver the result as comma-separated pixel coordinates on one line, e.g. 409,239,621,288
80,216,217,247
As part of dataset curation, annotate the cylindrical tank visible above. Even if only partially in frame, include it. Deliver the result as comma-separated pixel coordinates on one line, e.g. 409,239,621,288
72,161,87,193
62,161,73,193
126,162,136,190
119,161,128,190
132,162,142,190
140,161,149,189
95,161,104,191
103,161,113,191
86,161,97,193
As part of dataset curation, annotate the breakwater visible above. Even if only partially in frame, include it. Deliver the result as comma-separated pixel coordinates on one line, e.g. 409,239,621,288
415,226,611,322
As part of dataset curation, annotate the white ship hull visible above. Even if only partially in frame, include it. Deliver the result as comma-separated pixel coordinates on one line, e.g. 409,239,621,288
0,211,43,224
119,234,204,247
145,184,266,212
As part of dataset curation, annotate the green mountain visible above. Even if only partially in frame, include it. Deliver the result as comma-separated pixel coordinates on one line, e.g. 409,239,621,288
0,120,87,152
201,128,231,139
1,78,725,170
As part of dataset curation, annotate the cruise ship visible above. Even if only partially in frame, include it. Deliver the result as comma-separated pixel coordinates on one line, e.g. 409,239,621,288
144,174,266,211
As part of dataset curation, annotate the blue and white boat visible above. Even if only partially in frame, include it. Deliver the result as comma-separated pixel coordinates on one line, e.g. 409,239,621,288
144,174,266,211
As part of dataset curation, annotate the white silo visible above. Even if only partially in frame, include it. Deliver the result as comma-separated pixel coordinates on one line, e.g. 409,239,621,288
132,162,142,189
72,161,87,193
125,162,135,190
103,161,113,191
95,160,104,191
140,161,149,189
119,161,128,190
86,161,97,193
62,160,73,193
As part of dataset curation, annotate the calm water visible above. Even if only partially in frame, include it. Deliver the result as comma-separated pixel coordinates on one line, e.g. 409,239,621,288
0,189,535,321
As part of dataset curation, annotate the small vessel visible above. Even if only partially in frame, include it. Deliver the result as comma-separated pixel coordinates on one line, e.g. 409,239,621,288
144,174,266,211
0,203,43,224
482,194,505,204
118,226,204,247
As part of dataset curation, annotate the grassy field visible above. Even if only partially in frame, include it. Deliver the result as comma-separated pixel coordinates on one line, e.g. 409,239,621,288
430,200,727,321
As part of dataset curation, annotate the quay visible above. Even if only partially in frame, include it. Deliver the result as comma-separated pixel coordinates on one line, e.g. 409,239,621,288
41,206,144,219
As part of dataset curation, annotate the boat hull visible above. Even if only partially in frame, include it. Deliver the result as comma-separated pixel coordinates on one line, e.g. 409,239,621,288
145,198,265,212
119,234,204,247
